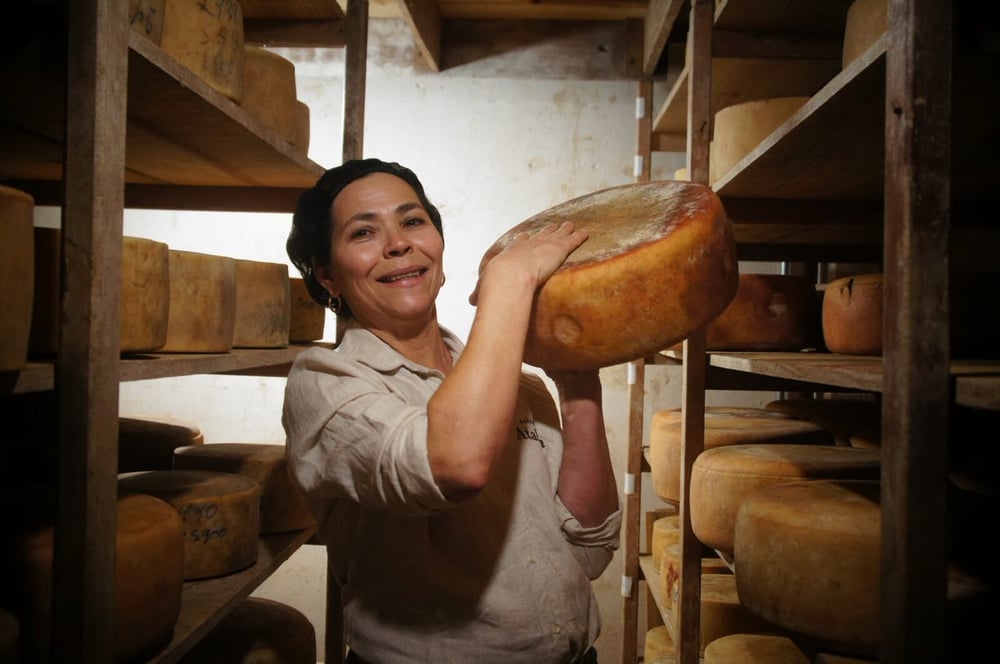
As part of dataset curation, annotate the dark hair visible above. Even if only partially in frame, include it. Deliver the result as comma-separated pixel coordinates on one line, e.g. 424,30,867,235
286,158,443,315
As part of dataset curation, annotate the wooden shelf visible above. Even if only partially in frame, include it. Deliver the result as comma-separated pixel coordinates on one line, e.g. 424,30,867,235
638,555,675,643
3,345,319,394
146,527,317,664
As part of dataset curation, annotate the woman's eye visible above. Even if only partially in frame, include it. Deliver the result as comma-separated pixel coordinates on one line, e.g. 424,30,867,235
404,216,425,227
349,227,373,239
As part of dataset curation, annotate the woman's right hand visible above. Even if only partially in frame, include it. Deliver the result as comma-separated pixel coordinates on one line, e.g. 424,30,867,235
468,221,588,306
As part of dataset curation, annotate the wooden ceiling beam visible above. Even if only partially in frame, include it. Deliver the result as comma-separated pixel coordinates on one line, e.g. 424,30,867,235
395,0,443,71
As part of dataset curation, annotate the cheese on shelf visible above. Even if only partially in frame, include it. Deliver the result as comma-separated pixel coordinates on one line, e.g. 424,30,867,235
689,444,881,555
241,46,298,143
289,277,326,342
119,415,205,473
118,469,261,580
842,0,888,68
765,397,881,447
703,633,810,664
651,514,680,570
177,597,316,663
233,259,291,348
480,180,738,370
649,407,834,504
644,625,677,664
172,443,315,534
0,185,34,371
821,273,883,355
734,480,881,657
710,97,810,184
160,250,236,353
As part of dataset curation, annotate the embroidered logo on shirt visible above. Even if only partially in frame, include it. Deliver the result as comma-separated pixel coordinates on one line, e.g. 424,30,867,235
516,418,546,447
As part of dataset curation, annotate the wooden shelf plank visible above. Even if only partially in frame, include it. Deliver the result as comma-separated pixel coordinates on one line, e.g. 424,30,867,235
3,345,319,394
146,528,317,664
714,0,853,32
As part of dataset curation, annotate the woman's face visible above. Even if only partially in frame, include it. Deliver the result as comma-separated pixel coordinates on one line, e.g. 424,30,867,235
317,172,444,332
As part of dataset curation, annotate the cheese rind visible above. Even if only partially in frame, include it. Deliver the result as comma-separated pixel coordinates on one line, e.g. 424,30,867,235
734,480,881,657
121,236,171,352
118,470,262,579
172,443,315,534
822,273,883,355
480,181,738,370
233,260,291,348
644,625,676,664
289,277,326,342
689,444,881,555
241,46,298,142
152,0,245,102
178,597,316,663
160,250,236,353
119,415,205,472
710,97,810,184
842,0,888,68
0,185,34,371
703,633,810,664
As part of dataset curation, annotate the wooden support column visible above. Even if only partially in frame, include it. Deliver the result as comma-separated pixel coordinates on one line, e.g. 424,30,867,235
53,1,128,661
343,0,369,161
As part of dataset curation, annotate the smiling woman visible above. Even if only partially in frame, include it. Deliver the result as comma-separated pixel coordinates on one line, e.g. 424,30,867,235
282,158,621,663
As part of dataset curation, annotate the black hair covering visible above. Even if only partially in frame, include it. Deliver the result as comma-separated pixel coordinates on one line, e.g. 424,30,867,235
286,158,443,312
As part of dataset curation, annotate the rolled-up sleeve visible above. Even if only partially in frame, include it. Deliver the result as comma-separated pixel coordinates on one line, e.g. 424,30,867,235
555,494,622,579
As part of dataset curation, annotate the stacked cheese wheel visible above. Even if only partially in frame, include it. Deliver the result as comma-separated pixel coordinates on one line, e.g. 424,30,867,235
648,406,834,504
118,469,262,579
161,250,237,353
119,415,205,473
0,185,34,371
233,260,291,348
821,273,883,354
178,597,316,663
689,444,882,556
172,443,315,534
480,180,738,370
710,97,811,185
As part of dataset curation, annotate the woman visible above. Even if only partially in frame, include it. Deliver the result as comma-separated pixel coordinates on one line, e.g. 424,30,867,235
283,158,621,663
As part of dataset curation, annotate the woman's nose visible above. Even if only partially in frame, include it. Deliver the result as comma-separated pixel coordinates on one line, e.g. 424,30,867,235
385,230,412,256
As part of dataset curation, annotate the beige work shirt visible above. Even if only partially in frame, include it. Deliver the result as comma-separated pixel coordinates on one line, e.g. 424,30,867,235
283,322,621,663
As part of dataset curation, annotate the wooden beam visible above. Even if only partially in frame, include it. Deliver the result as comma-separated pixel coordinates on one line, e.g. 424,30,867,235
395,0,443,72
343,0,369,161
643,0,686,75
244,18,346,47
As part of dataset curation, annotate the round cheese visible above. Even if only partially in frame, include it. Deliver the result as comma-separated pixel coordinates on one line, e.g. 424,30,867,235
119,415,205,473
822,273,882,355
0,185,34,371
765,397,881,446
129,0,165,44
710,97,810,184
178,597,316,663
651,514,680,570
649,407,834,504
644,625,676,664
704,633,810,664
11,490,185,662
479,180,738,370
121,236,171,353
241,47,298,143
291,100,311,153
689,444,881,555
658,542,734,624
697,274,821,351
118,470,261,580
152,0,245,103
29,227,60,356
734,480,881,657
842,0,888,68
160,250,236,353
172,443,315,534
233,260,291,348
289,277,326,342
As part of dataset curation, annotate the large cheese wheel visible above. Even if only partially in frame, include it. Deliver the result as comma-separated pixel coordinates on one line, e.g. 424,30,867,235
172,443,315,534
650,514,680,570
0,185,34,371
822,273,882,355
658,542,734,624
241,47,298,143
178,597,316,663
129,0,165,44
649,407,834,504
29,227,59,356
289,277,326,342
121,236,171,353
160,250,236,353
135,0,245,103
734,480,881,657
703,634,810,664
233,259,291,348
842,0,888,69
710,97,810,185
689,444,881,555
695,274,820,351
12,491,185,662
118,470,261,579
765,397,881,446
30,231,171,355
479,181,738,370
119,415,205,473
644,625,676,664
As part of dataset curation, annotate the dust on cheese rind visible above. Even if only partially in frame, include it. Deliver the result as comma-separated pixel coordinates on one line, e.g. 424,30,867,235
241,46,298,142
121,236,170,353
233,259,291,348
118,469,262,580
156,0,245,102
160,250,236,353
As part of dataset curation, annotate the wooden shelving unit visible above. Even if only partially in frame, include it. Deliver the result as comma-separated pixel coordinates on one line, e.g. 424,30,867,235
0,2,343,662
623,1,997,663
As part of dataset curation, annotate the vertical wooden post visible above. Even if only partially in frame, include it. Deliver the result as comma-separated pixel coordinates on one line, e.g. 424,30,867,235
343,0,369,161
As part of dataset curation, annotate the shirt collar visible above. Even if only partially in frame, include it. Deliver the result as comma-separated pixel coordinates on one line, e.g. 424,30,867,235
337,318,464,376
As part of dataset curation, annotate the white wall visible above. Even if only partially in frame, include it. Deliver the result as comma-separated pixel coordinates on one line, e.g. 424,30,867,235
115,18,768,662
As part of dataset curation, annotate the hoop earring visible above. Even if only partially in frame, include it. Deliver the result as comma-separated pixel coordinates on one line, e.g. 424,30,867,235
327,293,342,315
